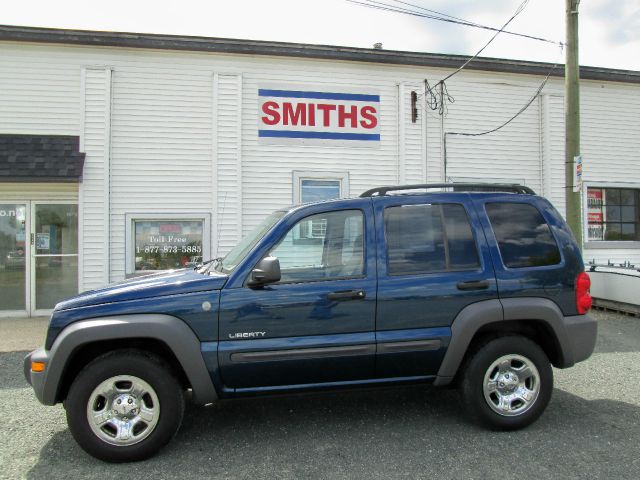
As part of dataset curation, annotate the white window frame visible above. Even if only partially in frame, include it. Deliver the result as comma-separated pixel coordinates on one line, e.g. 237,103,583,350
125,213,211,275
293,170,350,204
582,182,640,249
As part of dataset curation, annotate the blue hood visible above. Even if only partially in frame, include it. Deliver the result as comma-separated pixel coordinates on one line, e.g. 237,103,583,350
55,269,228,311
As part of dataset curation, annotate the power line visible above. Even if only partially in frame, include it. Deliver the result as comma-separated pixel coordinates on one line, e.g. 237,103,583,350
441,57,559,180
418,0,531,115
446,59,559,137
350,0,562,136
390,0,491,28
347,0,563,46
440,0,530,83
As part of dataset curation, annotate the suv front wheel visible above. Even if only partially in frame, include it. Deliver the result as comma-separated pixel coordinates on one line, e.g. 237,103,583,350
65,350,185,462
460,335,553,430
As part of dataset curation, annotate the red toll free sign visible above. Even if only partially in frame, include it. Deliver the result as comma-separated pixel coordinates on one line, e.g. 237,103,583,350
258,87,380,146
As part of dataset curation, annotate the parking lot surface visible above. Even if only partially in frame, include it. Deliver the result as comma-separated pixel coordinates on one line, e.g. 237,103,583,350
1,310,639,479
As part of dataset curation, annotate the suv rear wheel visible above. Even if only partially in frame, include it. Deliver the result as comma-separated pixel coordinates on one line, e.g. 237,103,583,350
460,335,553,430
65,350,185,462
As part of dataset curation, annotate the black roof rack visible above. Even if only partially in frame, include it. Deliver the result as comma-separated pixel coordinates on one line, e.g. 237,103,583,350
360,183,536,197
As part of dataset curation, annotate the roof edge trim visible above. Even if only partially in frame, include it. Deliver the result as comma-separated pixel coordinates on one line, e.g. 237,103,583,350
1,25,639,84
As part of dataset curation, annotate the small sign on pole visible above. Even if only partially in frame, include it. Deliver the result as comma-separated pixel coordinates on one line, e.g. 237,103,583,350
573,155,583,192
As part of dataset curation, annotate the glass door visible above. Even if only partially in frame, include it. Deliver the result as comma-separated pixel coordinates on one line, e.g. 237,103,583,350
0,204,28,314
32,203,79,314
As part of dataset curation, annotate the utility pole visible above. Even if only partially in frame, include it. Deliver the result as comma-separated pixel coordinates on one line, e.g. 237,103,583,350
565,0,582,246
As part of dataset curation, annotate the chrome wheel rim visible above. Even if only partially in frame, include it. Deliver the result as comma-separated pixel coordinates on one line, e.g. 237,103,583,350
87,375,160,446
483,354,540,417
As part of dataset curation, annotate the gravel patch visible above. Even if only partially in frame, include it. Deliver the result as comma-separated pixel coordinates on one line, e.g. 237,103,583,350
2,311,638,479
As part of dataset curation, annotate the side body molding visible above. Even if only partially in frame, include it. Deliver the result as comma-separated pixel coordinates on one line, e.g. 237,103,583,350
434,297,587,386
29,314,218,405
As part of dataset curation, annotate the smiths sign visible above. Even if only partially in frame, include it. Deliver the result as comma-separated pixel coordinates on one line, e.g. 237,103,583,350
258,86,380,147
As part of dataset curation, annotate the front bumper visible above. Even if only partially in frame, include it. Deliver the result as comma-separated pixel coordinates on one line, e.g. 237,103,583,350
23,348,52,405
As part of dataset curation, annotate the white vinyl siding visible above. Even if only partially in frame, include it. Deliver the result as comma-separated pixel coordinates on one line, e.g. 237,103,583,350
108,66,214,280
399,83,426,185
79,66,112,290
0,43,80,135
1,41,639,285
215,73,243,255
539,94,566,215
437,73,549,193
581,81,640,184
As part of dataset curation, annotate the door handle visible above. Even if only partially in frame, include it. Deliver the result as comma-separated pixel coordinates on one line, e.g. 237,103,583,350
327,289,366,301
456,280,490,291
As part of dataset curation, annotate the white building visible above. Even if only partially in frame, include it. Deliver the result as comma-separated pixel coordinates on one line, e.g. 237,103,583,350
1,25,639,317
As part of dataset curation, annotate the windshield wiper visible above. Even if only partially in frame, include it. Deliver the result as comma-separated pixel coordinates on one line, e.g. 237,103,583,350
195,257,223,273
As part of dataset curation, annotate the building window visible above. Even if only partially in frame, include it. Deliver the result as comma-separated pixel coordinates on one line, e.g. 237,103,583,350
587,187,640,242
125,214,211,274
300,179,341,203
293,171,349,204
292,171,349,243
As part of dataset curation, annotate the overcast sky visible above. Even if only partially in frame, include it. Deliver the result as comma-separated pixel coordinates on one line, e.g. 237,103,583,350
3,0,640,71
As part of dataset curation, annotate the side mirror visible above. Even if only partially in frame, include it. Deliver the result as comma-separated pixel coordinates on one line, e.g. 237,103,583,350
247,256,281,287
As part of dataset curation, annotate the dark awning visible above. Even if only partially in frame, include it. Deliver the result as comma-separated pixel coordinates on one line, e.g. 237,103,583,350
0,134,85,182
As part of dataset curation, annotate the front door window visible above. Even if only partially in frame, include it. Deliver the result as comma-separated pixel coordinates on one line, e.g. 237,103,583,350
34,204,79,310
0,204,27,311
0,202,79,315
270,209,364,282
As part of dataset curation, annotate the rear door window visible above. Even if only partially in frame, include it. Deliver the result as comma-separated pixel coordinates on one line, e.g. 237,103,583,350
384,203,480,275
443,204,480,270
485,202,561,268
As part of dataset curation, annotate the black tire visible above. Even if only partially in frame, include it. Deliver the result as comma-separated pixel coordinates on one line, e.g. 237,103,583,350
460,335,553,430
65,350,185,462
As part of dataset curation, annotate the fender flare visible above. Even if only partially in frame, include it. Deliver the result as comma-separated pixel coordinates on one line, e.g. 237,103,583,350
30,314,218,405
433,298,574,386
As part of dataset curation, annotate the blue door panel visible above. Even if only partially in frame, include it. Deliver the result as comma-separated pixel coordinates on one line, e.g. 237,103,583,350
372,193,498,378
376,272,496,330
218,279,376,388
219,278,376,339
218,199,378,390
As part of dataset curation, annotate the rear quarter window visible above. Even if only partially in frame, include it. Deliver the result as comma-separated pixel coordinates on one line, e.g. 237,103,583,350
485,202,561,268
384,203,480,275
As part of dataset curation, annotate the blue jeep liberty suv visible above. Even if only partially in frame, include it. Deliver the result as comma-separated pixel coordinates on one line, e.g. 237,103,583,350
24,183,597,462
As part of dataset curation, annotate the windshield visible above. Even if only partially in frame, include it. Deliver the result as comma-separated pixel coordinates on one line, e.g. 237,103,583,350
213,210,285,273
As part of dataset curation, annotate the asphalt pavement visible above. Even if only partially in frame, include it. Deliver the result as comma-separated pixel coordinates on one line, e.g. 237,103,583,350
1,309,639,479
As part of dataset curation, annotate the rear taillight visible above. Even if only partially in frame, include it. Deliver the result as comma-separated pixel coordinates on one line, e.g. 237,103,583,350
576,271,592,314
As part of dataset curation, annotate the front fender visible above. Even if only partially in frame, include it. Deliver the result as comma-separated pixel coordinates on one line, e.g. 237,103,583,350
24,314,218,406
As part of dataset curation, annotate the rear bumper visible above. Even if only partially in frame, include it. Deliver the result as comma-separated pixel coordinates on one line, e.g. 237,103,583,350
562,313,598,366
23,348,52,405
